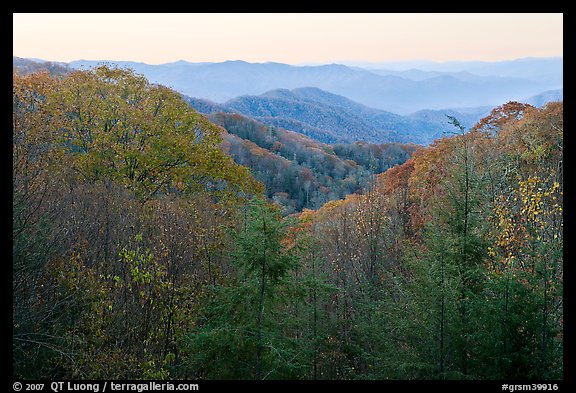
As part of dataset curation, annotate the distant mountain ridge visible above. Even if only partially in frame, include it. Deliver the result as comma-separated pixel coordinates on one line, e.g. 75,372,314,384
67,57,562,114
13,56,72,76
523,88,563,107
186,87,491,145
345,57,562,80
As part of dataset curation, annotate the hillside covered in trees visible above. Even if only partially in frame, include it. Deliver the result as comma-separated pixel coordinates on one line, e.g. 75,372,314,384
211,112,416,214
187,87,489,145
13,66,562,381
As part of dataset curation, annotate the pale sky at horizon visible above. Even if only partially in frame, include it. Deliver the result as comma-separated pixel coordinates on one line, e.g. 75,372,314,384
13,13,563,65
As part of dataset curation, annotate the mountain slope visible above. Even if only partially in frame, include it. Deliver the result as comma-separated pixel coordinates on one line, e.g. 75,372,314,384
188,87,492,145
13,56,72,76
213,112,416,214
223,90,391,144
522,88,563,107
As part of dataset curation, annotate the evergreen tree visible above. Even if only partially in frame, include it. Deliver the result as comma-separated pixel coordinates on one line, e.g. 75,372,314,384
181,197,302,379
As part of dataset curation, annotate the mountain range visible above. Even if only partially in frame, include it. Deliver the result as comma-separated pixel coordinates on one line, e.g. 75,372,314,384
12,56,563,212
14,56,563,146
68,57,562,115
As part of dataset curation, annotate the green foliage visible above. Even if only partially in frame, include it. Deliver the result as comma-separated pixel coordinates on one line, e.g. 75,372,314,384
181,197,310,379
24,65,261,203
233,198,298,281
296,103,562,380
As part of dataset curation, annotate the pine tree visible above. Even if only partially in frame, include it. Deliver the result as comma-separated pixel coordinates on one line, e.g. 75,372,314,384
181,197,300,379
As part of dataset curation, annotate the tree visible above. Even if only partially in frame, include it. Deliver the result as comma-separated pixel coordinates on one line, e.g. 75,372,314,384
42,66,261,203
181,197,304,379
478,104,563,379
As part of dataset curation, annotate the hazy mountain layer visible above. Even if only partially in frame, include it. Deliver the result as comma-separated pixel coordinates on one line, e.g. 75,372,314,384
68,58,562,114
14,57,562,146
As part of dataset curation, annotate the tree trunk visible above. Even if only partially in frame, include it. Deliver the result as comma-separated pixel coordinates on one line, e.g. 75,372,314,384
256,217,267,380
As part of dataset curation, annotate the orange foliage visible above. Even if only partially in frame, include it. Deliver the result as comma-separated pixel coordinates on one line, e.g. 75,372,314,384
408,137,457,206
471,101,534,135
375,158,415,195
497,102,563,173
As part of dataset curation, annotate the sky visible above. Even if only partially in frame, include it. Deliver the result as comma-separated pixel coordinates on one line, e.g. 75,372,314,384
13,13,563,65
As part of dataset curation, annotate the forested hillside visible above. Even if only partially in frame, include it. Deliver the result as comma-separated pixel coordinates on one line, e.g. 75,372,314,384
13,66,262,379
189,87,488,145
211,112,416,214
13,66,562,380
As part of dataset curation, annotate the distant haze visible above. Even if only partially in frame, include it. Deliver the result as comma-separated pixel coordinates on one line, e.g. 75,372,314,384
65,58,563,115
13,13,562,64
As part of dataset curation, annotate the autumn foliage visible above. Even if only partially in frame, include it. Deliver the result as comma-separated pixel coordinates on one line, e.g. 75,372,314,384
298,101,563,379
13,67,262,378
13,63,562,381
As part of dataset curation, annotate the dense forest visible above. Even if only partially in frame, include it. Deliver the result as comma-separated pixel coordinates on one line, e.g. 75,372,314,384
13,66,562,380
211,111,416,213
